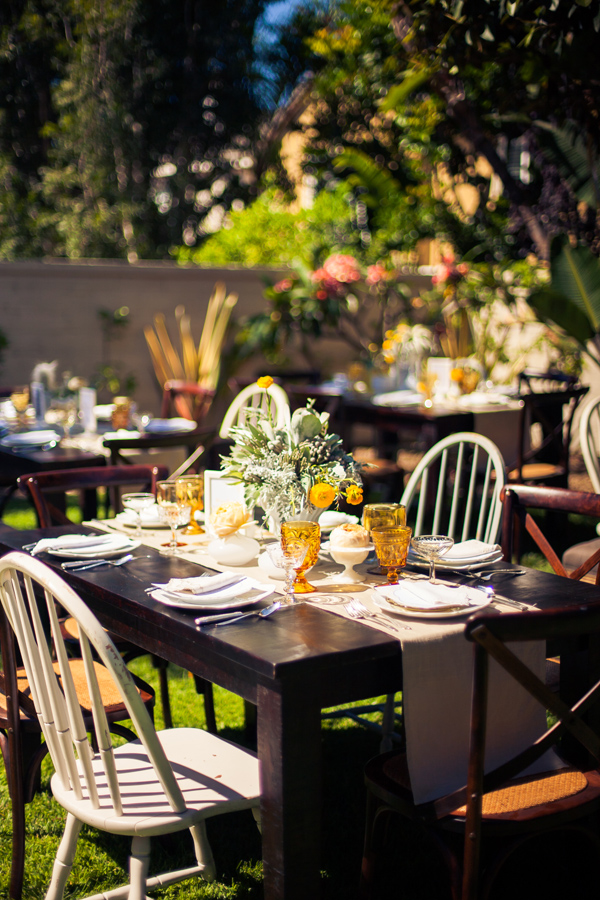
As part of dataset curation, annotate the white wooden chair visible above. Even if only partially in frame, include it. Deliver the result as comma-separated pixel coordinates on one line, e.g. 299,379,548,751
219,382,290,439
401,431,506,543
0,552,261,900
580,394,600,494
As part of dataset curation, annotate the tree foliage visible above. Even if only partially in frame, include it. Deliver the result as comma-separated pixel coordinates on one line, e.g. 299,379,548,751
0,0,309,259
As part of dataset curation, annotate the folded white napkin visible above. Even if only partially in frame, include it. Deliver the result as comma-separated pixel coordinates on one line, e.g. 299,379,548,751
30,534,119,556
393,580,471,609
443,540,498,560
319,511,359,528
151,572,245,595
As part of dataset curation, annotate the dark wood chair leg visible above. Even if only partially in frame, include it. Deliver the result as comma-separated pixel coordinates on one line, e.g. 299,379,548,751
152,656,172,729
193,676,217,733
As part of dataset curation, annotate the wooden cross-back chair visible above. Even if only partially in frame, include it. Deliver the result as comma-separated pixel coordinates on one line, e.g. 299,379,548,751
0,552,261,900
0,559,156,900
501,484,600,585
160,380,215,423
361,604,600,900
17,463,168,527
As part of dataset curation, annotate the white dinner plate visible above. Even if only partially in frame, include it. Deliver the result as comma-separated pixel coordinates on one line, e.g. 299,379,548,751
407,548,504,572
48,538,141,559
1,430,59,448
373,588,492,619
150,586,274,610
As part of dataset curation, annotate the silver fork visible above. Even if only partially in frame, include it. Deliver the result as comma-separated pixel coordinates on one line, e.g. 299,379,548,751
345,598,411,632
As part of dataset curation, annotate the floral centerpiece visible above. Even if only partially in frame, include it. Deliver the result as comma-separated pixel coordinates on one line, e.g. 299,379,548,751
234,253,412,367
379,323,434,389
220,377,364,533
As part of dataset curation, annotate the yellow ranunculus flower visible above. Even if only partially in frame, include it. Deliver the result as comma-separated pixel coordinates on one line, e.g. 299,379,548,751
309,482,336,508
450,368,464,382
382,340,393,351
257,375,274,389
345,484,363,505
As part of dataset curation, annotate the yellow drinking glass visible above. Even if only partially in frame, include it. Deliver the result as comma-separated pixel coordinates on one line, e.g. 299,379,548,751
371,525,413,585
176,475,205,535
362,502,406,535
280,520,321,594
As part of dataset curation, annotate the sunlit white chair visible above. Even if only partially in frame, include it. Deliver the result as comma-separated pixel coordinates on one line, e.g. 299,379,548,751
219,382,290,439
580,394,600,495
401,431,506,543
0,552,261,900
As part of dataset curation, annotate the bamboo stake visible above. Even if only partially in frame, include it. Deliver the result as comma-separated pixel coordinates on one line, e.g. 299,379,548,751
179,312,198,382
154,313,185,381
143,326,171,387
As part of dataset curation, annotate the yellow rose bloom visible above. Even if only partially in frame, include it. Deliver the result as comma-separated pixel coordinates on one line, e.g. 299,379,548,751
309,483,336,508
257,375,274,389
345,484,363,505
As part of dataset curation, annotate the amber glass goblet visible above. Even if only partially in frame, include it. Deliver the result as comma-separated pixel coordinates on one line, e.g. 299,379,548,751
363,504,406,575
371,525,413,585
280,521,321,594
175,475,205,535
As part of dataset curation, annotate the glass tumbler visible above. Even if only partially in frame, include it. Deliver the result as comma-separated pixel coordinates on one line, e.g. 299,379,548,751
175,474,205,534
371,525,413,585
280,520,321,593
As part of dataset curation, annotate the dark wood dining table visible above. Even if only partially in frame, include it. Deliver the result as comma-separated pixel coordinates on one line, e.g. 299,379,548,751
2,525,600,899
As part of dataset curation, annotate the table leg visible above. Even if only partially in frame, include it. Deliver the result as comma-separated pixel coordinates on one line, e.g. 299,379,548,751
257,677,323,900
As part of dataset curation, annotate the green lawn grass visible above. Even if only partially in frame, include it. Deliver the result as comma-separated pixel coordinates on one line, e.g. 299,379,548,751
1,501,598,898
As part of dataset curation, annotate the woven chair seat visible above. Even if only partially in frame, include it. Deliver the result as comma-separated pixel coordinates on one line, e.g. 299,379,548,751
378,753,600,823
1,660,153,721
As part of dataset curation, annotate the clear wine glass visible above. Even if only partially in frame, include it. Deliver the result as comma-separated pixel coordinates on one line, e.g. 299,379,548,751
266,541,309,604
121,492,156,538
156,481,191,556
411,535,454,584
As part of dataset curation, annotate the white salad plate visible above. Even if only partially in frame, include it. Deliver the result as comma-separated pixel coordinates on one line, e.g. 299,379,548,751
47,537,141,559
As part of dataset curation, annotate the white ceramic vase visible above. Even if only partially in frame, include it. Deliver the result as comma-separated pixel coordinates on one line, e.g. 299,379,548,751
207,533,260,566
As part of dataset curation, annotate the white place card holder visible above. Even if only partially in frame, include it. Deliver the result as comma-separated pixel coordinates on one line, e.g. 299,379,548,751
203,470,249,535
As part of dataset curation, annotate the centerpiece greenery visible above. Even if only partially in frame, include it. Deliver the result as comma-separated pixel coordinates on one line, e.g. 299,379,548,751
220,377,364,532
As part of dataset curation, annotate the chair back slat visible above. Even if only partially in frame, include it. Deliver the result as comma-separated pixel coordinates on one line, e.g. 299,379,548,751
0,552,188,817
448,443,464,538
402,433,505,542
580,395,600,494
432,448,448,534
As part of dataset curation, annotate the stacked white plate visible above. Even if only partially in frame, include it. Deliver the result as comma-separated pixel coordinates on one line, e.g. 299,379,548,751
115,505,168,529
144,418,197,433
375,580,492,619
408,539,503,573
149,572,274,610
29,533,140,559
1,430,59,449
